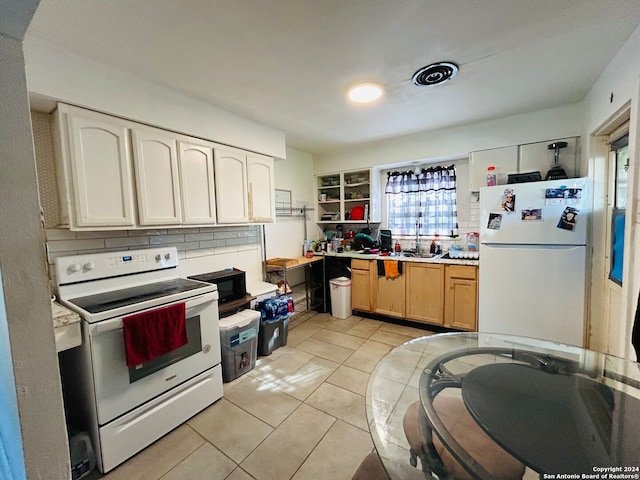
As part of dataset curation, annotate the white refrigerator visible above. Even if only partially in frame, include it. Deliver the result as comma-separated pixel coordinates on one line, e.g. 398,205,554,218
478,178,589,347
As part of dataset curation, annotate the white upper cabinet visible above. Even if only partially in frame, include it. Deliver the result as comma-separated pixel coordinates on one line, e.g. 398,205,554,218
518,137,578,180
469,137,580,192
52,104,274,229
213,147,249,223
247,154,275,223
469,146,518,192
54,105,136,228
177,141,217,224
131,127,182,225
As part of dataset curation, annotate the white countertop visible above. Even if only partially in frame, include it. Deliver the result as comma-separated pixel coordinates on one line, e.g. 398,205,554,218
51,300,81,328
51,301,82,352
316,251,480,266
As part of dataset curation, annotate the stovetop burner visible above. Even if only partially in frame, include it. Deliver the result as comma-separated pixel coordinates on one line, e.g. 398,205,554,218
68,278,207,314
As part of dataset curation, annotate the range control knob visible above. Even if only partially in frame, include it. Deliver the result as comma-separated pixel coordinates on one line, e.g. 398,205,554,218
84,261,96,270
69,263,81,273
164,253,171,260
155,254,162,262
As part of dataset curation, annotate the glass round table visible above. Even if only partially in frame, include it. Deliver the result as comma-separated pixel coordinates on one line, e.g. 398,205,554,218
366,332,640,480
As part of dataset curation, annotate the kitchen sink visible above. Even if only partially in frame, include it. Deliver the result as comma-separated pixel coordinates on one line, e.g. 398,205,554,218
402,251,440,258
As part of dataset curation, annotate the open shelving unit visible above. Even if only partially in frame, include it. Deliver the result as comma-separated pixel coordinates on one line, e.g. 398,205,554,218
316,169,380,225
264,256,326,315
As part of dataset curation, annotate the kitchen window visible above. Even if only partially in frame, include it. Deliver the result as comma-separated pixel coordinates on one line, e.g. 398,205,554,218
385,165,458,237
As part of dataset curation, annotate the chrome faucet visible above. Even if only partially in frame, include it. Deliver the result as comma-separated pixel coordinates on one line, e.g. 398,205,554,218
415,213,422,252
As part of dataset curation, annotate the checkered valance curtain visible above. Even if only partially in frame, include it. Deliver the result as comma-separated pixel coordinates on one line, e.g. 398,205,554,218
385,165,458,237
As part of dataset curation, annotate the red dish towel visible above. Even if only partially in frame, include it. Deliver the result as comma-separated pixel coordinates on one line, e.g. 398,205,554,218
122,303,187,367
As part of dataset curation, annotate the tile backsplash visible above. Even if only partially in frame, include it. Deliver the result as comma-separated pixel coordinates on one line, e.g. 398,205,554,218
32,111,60,229
45,225,261,264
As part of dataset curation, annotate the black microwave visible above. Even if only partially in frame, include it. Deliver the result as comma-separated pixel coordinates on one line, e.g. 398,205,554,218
188,268,246,304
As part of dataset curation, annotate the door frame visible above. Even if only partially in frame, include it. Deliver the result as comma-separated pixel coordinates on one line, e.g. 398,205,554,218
589,100,637,358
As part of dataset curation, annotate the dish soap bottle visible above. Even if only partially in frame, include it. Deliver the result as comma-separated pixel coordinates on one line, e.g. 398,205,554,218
486,166,497,186
394,241,402,253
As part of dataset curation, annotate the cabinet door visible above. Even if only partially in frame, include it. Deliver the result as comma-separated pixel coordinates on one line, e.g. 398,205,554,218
131,128,182,225
374,274,406,318
177,141,216,224
214,148,249,223
405,263,444,325
351,263,373,312
247,154,275,223
65,112,136,227
519,137,578,180
445,266,478,331
469,146,518,191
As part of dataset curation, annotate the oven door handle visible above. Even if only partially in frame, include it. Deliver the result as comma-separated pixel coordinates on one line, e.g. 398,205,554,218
91,292,219,335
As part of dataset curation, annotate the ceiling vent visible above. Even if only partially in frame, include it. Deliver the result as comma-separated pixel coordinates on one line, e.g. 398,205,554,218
412,62,458,87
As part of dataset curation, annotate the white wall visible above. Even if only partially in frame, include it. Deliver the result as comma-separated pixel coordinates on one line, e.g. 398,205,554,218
262,147,316,285
263,147,316,259
314,103,584,174
583,24,640,359
23,36,286,159
0,34,70,480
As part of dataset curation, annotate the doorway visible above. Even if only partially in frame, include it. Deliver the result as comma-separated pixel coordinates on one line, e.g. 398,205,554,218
602,121,630,356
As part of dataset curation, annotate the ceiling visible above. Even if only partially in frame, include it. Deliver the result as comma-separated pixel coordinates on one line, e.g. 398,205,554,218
27,0,640,156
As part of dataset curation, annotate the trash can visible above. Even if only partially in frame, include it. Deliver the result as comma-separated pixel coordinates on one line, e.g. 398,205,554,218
219,309,260,382
329,276,352,319
255,295,292,356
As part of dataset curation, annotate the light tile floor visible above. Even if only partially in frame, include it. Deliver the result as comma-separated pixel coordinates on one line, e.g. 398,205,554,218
89,311,435,480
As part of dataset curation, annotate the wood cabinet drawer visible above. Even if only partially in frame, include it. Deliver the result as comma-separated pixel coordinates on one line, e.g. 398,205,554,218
447,265,477,280
351,259,371,270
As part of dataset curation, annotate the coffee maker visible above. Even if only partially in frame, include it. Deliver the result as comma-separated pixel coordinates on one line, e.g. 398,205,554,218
379,229,393,252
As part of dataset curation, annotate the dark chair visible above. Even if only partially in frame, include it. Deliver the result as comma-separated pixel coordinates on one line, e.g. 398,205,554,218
351,451,390,480
403,398,526,480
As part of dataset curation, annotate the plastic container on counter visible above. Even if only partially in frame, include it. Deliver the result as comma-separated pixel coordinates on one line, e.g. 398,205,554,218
486,166,497,186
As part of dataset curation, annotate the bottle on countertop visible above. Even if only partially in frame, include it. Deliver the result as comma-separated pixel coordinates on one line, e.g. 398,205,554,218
486,166,497,186
430,239,436,254
394,241,402,253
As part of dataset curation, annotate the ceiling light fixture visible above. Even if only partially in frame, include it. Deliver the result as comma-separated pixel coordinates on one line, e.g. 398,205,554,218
412,62,459,87
347,82,383,103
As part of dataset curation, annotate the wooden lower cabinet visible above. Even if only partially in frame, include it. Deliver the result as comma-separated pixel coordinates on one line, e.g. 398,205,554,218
351,259,373,312
349,259,478,331
405,263,444,325
375,274,406,318
444,265,478,331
